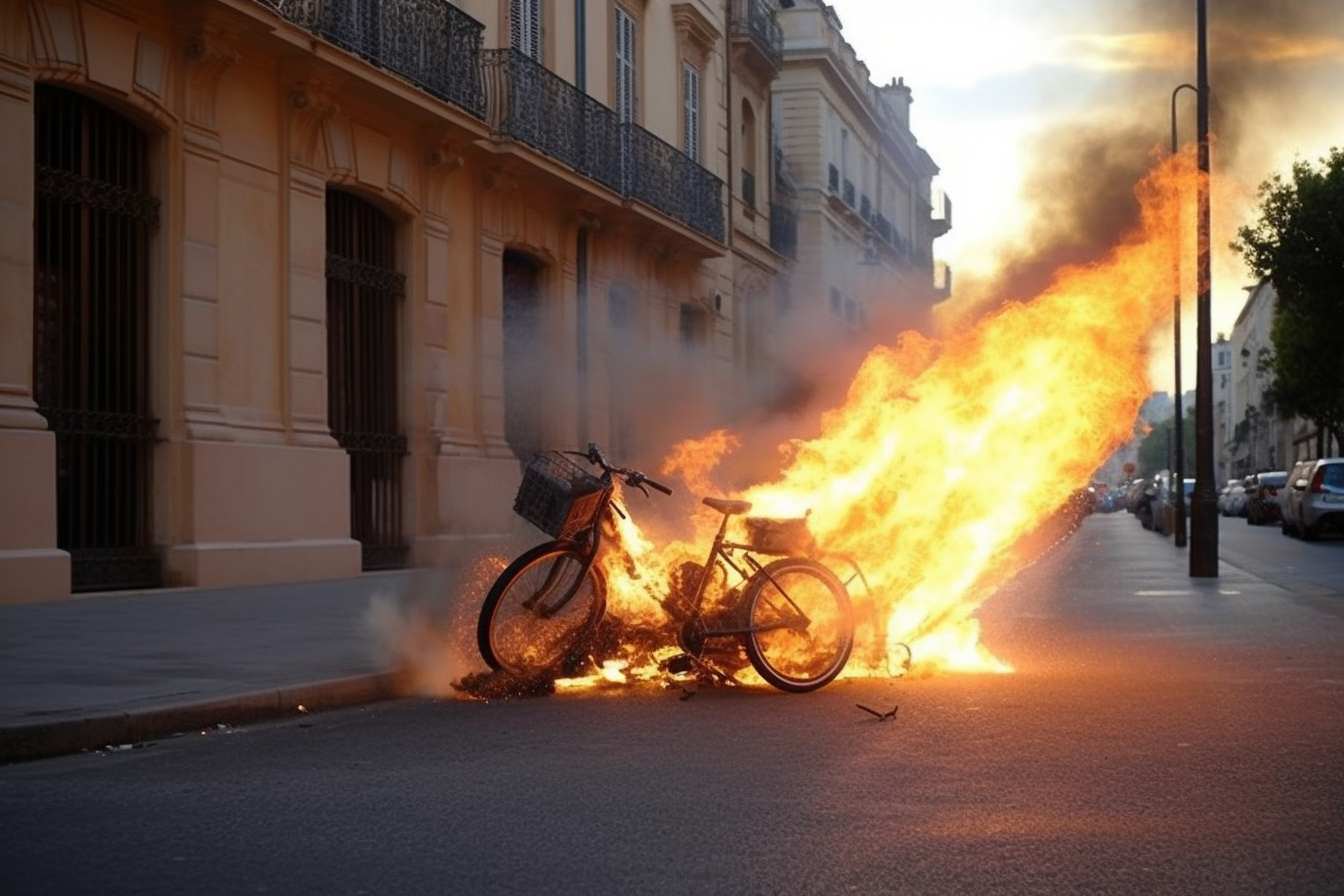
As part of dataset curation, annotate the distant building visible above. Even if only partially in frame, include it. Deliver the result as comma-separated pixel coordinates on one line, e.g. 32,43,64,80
1213,334,1233,484
1226,279,1332,474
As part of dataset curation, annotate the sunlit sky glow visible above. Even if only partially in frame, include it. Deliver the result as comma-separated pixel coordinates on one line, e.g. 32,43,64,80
829,0,1344,387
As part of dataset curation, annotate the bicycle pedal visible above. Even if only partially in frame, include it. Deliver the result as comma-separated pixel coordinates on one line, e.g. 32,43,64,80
662,654,696,675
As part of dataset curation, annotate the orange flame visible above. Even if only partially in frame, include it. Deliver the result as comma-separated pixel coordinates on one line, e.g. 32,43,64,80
585,150,1199,682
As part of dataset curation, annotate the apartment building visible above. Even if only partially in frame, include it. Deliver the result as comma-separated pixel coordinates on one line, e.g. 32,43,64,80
774,1,949,342
0,0,947,603
1226,279,1331,475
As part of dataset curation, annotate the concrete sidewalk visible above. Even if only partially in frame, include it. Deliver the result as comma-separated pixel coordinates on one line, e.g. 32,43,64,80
0,570,427,763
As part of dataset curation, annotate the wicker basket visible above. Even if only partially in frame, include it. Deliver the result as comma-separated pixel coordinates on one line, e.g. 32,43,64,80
743,516,816,555
513,452,607,539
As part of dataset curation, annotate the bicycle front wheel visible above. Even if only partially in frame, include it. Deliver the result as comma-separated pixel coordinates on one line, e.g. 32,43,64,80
742,557,853,693
477,544,606,676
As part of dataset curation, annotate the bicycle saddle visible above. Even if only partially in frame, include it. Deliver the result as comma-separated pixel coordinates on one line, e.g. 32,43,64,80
703,496,752,516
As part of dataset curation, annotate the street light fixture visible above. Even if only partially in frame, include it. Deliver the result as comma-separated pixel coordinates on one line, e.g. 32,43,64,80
1170,82,1196,549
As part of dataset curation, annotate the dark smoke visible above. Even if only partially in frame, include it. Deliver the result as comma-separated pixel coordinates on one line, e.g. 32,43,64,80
947,0,1343,317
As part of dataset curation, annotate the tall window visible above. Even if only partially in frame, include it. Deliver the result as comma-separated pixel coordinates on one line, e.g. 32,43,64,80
326,190,408,571
682,62,700,161
615,7,636,122
740,98,758,207
511,0,541,60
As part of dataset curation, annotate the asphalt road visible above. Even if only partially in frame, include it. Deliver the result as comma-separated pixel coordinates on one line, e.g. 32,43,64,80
2,513,1341,896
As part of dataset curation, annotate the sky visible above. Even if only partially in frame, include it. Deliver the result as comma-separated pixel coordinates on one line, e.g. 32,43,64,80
826,0,1344,388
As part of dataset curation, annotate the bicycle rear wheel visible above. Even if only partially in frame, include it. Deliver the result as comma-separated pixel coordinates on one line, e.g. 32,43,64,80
478,543,605,676
742,557,853,693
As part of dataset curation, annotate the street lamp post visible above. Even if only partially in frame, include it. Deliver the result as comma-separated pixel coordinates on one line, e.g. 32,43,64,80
1170,82,1196,549
1190,0,1219,576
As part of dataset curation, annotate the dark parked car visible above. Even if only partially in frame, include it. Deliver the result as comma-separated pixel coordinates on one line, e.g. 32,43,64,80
1245,470,1287,525
1124,478,1149,515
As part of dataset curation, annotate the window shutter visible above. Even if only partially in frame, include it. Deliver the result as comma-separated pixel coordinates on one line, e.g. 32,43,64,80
512,0,541,60
683,63,700,161
616,8,635,122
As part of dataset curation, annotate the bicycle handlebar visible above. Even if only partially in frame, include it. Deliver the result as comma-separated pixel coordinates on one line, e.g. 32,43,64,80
567,443,673,497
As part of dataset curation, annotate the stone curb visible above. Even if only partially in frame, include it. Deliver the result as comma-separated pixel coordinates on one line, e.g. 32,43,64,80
0,671,405,765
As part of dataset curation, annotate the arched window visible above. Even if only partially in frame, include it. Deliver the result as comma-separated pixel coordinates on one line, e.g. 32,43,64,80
740,98,758,209
33,84,160,592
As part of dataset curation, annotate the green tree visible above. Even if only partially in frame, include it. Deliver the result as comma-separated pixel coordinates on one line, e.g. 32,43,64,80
1136,406,1196,478
1232,147,1344,453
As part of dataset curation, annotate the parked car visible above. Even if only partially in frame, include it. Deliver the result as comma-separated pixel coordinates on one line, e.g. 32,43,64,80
1219,480,1249,517
1149,476,1195,535
1245,470,1288,525
1139,472,1171,537
1281,458,1344,540
1123,478,1149,515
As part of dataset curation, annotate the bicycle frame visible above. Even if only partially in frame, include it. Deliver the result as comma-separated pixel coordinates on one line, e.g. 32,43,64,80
670,507,814,640
525,479,614,619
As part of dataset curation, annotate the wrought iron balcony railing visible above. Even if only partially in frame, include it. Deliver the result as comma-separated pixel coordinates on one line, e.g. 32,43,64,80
479,49,623,194
258,0,486,119
481,49,723,242
770,202,797,259
873,213,891,244
730,0,784,71
622,123,725,242
256,5,723,243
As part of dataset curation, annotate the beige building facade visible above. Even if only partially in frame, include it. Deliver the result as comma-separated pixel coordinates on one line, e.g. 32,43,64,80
0,0,947,603
1226,279,1333,477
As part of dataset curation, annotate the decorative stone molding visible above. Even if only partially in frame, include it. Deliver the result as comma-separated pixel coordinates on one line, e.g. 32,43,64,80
421,133,464,216
481,164,521,194
572,210,602,233
289,80,339,168
183,29,240,129
671,2,720,64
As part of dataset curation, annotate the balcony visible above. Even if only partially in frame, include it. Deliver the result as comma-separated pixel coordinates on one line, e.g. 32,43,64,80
256,4,722,244
730,0,784,75
479,49,725,243
873,213,891,244
258,0,486,119
932,191,952,237
623,124,725,243
770,202,797,259
480,49,622,194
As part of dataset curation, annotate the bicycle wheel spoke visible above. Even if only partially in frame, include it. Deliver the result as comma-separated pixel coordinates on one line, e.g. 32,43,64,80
743,559,853,692
478,546,605,675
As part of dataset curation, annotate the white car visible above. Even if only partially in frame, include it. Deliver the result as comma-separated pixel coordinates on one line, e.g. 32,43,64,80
1281,458,1344,540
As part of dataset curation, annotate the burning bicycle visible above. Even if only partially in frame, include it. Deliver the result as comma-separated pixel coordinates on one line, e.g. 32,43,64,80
476,444,858,693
